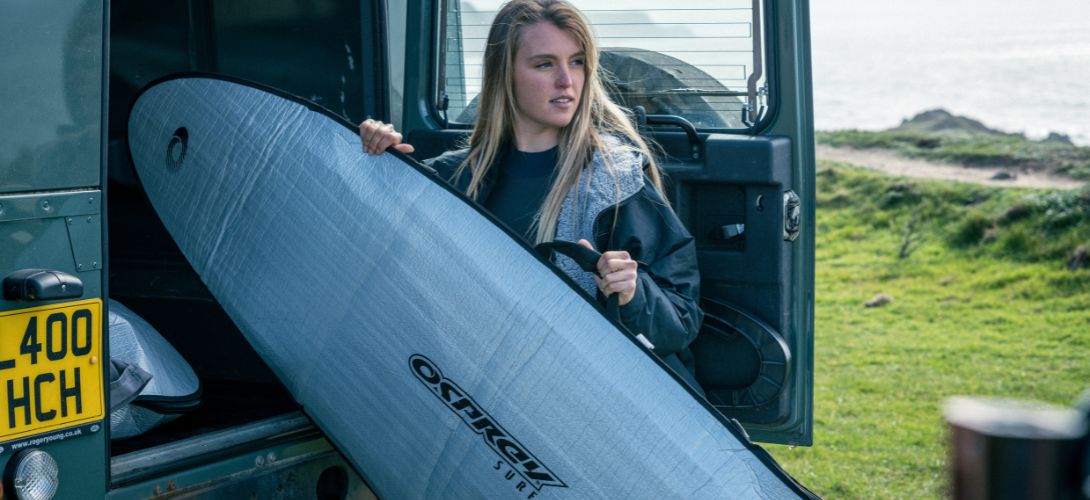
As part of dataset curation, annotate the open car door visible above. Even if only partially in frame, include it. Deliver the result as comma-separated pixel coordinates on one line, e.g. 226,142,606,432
403,0,814,446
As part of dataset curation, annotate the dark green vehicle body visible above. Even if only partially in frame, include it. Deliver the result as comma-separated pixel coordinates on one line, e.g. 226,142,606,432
0,1,814,497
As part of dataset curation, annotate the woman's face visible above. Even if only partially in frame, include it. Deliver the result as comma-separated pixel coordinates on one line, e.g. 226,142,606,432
511,22,585,143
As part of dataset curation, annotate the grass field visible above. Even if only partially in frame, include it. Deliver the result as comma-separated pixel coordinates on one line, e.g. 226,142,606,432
765,160,1090,498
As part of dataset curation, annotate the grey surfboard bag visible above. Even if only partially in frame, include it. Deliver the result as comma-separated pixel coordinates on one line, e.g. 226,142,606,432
108,299,201,440
127,75,814,499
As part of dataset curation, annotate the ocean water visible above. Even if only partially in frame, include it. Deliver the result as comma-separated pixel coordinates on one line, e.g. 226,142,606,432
812,0,1090,145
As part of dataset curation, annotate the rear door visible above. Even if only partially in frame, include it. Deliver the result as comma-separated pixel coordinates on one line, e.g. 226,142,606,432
0,0,110,496
400,0,814,445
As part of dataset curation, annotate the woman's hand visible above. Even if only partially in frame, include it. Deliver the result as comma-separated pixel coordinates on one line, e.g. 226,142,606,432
358,119,415,155
579,239,638,306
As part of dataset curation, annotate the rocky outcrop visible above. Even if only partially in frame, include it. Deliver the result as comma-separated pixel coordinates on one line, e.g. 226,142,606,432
893,109,1012,136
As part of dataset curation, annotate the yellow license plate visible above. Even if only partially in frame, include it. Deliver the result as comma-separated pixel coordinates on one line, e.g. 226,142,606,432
1,299,104,443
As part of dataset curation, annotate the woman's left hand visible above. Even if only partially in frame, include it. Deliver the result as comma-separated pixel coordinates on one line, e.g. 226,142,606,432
578,239,638,306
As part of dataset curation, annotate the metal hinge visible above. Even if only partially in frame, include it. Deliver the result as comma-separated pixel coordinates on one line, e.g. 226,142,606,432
783,190,801,242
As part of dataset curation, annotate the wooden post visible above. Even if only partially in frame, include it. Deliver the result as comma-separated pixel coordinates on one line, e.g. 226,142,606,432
944,397,1088,499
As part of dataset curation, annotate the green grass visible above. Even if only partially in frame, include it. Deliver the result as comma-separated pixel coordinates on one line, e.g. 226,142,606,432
818,129,1090,179
765,161,1090,498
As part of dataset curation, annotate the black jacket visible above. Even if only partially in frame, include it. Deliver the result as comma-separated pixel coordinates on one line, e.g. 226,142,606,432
425,147,704,392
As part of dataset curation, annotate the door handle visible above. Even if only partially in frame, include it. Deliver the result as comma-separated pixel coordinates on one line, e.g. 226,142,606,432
644,113,702,160
633,106,703,160
709,223,745,242
3,269,84,301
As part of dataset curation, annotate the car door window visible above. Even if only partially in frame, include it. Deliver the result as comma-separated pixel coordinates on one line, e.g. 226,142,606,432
437,0,768,130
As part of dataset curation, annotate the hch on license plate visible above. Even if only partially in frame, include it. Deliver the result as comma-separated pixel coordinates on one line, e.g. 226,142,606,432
1,299,104,443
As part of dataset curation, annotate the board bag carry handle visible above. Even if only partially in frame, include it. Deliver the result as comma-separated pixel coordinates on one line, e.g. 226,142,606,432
534,240,621,322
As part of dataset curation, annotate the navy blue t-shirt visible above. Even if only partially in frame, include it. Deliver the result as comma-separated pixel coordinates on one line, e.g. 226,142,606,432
484,147,558,241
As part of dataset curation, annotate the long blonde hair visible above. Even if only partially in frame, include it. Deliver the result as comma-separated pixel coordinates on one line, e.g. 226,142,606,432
455,0,666,244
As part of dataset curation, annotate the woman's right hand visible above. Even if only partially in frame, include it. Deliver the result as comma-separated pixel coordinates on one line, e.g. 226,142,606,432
358,119,415,155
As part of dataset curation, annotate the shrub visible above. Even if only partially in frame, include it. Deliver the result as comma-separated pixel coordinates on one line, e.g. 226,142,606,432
951,212,994,247
1068,244,1090,270
998,203,1032,225
882,182,921,209
997,227,1032,258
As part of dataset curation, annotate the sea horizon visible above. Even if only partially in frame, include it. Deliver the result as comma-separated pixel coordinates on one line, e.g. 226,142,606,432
811,0,1090,146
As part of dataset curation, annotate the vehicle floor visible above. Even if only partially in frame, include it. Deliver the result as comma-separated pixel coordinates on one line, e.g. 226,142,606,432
110,379,299,456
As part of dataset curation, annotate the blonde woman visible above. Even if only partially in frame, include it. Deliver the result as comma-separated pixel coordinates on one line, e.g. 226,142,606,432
360,0,703,391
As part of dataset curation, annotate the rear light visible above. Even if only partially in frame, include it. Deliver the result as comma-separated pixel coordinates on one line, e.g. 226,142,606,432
5,449,59,500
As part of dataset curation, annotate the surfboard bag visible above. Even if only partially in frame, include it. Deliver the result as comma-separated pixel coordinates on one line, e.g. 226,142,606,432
127,75,815,499
108,299,202,440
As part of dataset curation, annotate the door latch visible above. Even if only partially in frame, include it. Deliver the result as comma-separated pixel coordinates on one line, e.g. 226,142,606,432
783,190,801,242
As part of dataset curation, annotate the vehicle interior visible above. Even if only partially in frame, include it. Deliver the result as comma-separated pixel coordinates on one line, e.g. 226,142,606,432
104,0,812,481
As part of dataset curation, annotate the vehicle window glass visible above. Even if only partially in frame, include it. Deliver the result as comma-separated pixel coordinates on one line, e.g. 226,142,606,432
2,1,103,193
438,0,768,130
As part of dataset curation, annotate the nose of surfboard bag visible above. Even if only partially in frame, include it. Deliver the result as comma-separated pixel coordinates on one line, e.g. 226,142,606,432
126,75,815,499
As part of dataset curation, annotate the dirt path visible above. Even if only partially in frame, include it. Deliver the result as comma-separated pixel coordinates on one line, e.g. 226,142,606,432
816,145,1084,190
